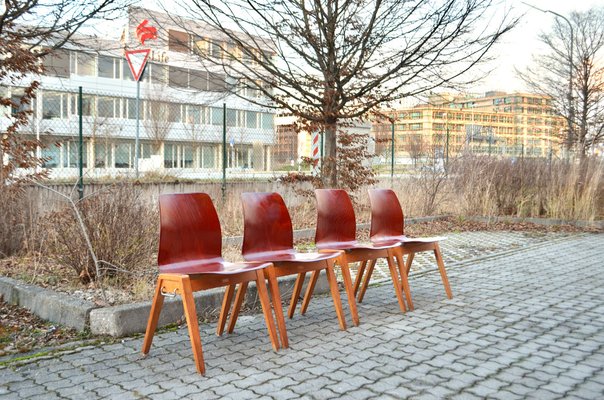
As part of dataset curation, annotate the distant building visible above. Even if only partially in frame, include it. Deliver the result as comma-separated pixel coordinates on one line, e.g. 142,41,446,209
0,6,276,179
373,91,565,161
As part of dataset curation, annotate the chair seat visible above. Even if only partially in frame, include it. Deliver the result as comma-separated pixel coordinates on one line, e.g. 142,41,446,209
244,250,340,263
316,240,401,251
371,235,447,247
159,258,272,275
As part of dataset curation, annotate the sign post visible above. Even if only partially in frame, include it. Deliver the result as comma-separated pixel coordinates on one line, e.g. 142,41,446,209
125,49,151,178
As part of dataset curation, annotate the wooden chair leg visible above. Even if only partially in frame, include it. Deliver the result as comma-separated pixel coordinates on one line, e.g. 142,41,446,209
394,250,414,311
300,270,320,315
434,243,453,299
179,276,205,375
142,276,165,355
265,266,289,348
353,260,368,296
227,282,248,334
325,260,347,331
217,284,235,336
288,272,306,319
358,259,376,303
405,253,415,276
256,270,280,351
338,254,360,326
386,251,407,313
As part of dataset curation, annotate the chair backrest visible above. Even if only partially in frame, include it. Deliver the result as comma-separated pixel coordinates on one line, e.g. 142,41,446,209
315,189,357,249
368,189,405,241
158,193,222,267
241,192,294,258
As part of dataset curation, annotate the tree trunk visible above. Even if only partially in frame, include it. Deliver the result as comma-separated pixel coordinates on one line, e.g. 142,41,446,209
322,120,338,188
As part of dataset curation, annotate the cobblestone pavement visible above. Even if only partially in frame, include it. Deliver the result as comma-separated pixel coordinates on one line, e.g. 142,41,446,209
1,232,603,399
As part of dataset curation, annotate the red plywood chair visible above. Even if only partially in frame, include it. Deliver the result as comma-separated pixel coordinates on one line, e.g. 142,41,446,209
300,189,412,314
365,189,453,304
218,192,353,336
141,193,285,375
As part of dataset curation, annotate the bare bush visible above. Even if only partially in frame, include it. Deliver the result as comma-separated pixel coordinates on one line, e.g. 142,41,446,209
44,184,158,283
449,155,604,220
0,187,28,257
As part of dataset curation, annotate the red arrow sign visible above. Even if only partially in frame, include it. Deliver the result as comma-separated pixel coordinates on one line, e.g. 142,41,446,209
136,20,157,45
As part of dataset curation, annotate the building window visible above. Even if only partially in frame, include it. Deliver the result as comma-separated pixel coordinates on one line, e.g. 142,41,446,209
201,146,215,168
115,142,132,168
168,66,189,88
42,92,67,119
97,97,117,118
41,142,61,168
211,107,223,125
42,50,70,77
208,73,225,91
168,30,189,53
262,113,274,130
246,111,258,129
122,98,137,119
75,53,95,76
122,60,133,81
189,70,208,91
98,56,117,79
226,109,237,127
94,142,113,168
64,140,87,168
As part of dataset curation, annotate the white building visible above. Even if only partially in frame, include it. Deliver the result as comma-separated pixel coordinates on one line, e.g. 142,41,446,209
0,6,276,180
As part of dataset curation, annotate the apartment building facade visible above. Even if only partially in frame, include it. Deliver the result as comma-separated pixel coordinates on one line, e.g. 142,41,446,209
0,6,276,180
373,91,565,161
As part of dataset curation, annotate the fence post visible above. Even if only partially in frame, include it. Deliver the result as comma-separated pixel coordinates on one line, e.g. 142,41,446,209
222,103,227,200
390,119,395,181
78,86,84,201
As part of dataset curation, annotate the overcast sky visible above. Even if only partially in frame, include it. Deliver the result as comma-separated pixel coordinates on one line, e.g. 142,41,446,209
480,0,601,93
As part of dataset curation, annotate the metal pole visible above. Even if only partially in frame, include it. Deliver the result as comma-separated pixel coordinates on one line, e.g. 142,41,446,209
78,86,84,201
445,125,450,169
135,79,140,178
221,103,226,199
390,119,395,180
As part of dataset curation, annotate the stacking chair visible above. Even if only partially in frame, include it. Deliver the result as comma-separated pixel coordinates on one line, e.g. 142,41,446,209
301,189,413,314
219,192,353,336
142,193,285,375
365,189,453,303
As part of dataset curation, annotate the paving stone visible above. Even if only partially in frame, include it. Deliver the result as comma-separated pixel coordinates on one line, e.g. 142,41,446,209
0,233,602,400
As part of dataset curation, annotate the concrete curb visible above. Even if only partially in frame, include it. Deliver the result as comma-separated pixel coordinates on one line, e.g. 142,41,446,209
89,272,329,337
0,276,95,331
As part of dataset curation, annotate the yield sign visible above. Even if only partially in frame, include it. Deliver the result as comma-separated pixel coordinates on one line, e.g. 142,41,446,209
125,49,150,81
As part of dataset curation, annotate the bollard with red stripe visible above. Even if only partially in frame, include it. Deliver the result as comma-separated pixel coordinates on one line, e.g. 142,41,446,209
311,131,320,176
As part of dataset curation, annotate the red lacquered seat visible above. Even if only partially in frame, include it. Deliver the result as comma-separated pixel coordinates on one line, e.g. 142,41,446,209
305,189,413,313
367,189,453,302
142,193,286,375
220,192,353,333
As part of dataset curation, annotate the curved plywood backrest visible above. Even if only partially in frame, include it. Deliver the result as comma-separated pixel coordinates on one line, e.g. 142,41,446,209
315,189,356,246
158,193,222,266
368,189,405,240
241,192,294,257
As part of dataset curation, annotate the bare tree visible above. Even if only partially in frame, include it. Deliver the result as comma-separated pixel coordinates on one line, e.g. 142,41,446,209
142,85,175,155
0,0,128,185
519,6,604,158
408,134,426,167
168,0,516,187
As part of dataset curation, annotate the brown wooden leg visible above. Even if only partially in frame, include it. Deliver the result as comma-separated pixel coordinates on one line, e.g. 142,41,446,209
325,260,347,331
386,251,407,313
405,253,415,276
265,266,288,348
394,249,414,311
142,276,165,355
217,284,235,336
300,270,320,315
179,276,205,375
434,243,453,299
338,254,360,326
353,260,368,296
358,259,376,303
288,272,306,319
227,282,248,334
256,270,279,351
